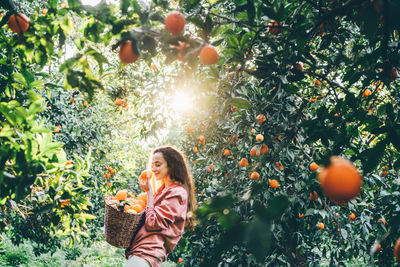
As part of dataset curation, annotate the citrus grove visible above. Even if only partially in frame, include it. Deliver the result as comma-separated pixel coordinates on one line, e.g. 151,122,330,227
0,0,400,266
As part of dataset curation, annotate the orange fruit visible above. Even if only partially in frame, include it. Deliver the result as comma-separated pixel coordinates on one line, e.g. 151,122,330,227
275,162,284,171
310,162,319,172
164,12,186,35
389,66,398,82
318,157,362,203
132,203,144,213
199,135,205,142
136,199,146,208
137,192,147,204
70,98,75,103
238,158,248,167
382,171,388,176
193,147,199,153
256,114,266,124
298,213,304,218
223,149,231,156
316,222,325,229
314,80,322,86
107,182,112,187
378,218,386,225
250,172,260,180
54,128,60,133
115,98,122,105
119,40,139,64
376,243,381,252
309,191,318,200
42,8,48,15
104,173,111,179
363,89,371,97
8,13,30,34
199,45,219,65
151,63,158,70
269,179,279,189
139,170,153,192
394,237,400,263
250,128,255,134
250,147,260,157
83,101,88,107
115,190,128,201
256,134,264,142
260,144,269,154
267,20,282,35
349,213,356,221
187,126,193,133
178,258,184,263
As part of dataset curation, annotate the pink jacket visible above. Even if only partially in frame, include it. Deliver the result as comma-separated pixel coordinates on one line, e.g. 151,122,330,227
125,182,188,267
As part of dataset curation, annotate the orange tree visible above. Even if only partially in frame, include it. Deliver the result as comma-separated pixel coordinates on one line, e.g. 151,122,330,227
169,0,400,266
1,0,400,265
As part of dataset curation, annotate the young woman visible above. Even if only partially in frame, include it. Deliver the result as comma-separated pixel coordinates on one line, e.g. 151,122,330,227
124,145,197,267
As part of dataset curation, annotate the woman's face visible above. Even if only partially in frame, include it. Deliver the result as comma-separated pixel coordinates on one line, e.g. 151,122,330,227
151,152,170,181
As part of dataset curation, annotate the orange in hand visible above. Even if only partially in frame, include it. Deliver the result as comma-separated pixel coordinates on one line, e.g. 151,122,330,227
139,170,154,192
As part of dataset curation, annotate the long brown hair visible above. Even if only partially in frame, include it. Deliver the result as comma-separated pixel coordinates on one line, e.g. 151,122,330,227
152,145,197,230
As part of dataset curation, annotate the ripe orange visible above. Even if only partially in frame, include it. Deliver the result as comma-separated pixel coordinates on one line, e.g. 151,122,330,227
267,20,282,35
223,149,231,156
193,147,199,153
378,218,386,225
115,190,127,201
316,222,325,229
260,144,269,154
309,191,318,200
275,162,284,171
298,213,304,218
131,203,144,213
137,192,147,204
363,89,371,97
394,237,400,263
70,98,75,103
256,114,266,124
83,101,88,107
178,258,184,263
187,126,193,133
42,8,48,16
349,213,356,221
54,127,60,133
269,179,279,189
119,40,139,64
314,80,322,86
250,128,255,134
256,134,264,142
318,157,362,203
199,45,219,65
8,13,30,34
115,98,122,105
250,147,260,157
376,243,381,252
310,162,319,172
238,158,248,167
164,12,186,35
250,171,260,180
199,135,205,142
139,170,153,192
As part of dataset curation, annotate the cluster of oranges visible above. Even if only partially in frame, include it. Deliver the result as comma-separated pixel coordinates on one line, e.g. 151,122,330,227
115,98,128,108
103,166,115,180
118,12,219,66
105,190,147,214
105,170,154,213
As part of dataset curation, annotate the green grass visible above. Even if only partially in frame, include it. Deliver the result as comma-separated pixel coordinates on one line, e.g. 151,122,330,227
0,235,177,267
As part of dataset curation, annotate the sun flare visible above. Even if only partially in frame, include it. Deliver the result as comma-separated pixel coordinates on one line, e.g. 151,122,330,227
171,92,192,113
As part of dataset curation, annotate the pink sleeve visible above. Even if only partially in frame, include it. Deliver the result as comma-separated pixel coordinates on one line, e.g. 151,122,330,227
145,187,187,231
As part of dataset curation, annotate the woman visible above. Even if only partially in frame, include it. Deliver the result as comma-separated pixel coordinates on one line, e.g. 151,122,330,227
124,145,197,267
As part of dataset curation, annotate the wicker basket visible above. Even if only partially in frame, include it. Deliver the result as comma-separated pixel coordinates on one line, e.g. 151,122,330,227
103,201,145,248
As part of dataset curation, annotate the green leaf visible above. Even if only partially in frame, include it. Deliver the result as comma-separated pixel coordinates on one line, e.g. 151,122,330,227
230,97,251,109
244,218,272,261
360,138,387,173
12,73,27,86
